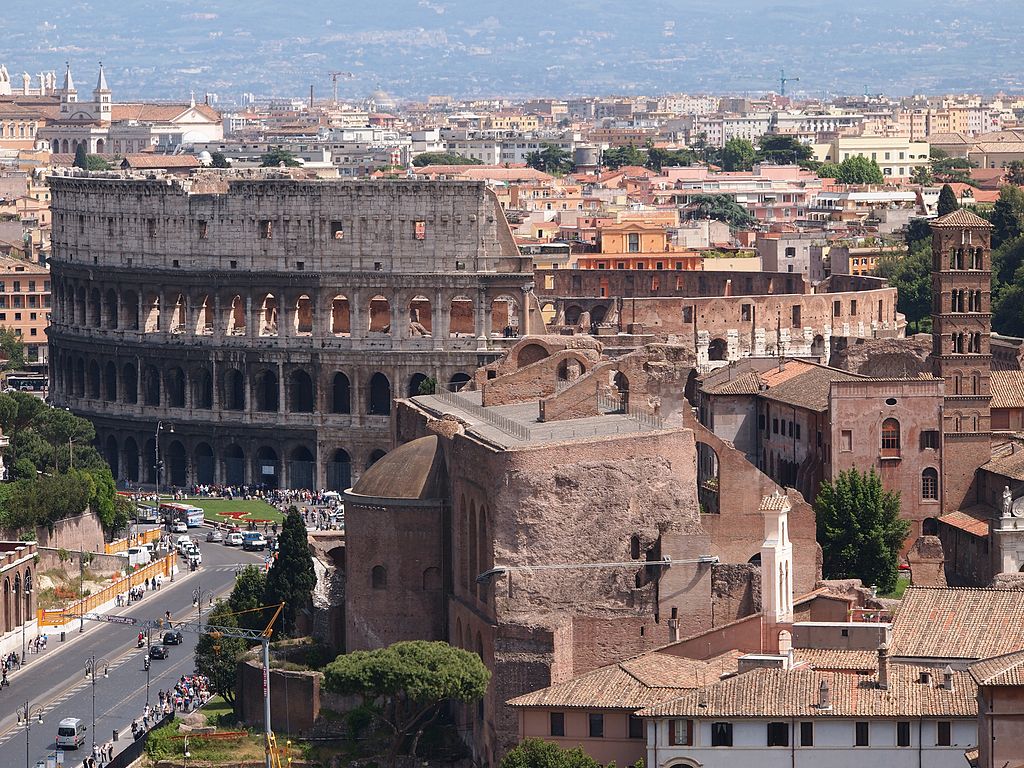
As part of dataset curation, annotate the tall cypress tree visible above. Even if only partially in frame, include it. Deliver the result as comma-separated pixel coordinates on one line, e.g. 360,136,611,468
263,507,316,636
937,183,960,217
73,143,89,169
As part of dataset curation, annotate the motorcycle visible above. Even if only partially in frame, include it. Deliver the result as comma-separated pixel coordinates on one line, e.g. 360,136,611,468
144,657,150,671
137,633,145,648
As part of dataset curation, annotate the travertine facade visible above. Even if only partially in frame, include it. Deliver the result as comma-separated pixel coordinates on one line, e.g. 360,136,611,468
47,170,532,489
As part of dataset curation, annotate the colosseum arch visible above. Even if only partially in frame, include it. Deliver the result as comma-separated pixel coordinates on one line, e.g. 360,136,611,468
104,435,119,478
368,372,391,415
122,290,139,331
74,357,85,397
165,366,186,408
366,448,387,469
449,372,472,392
258,293,279,337
491,294,520,336
144,292,160,333
88,288,101,328
122,363,138,404
331,372,351,414
223,368,245,411
516,342,550,368
143,438,156,484
66,285,77,325
104,289,119,329
224,444,245,485
166,440,187,487
75,285,86,326
192,367,213,409
368,295,392,334
327,448,352,491
170,293,188,334
331,295,351,336
227,295,246,336
408,372,430,397
408,295,432,335
123,436,139,483
708,338,727,361
255,446,279,488
87,360,101,399
288,446,315,489
450,296,474,336
143,364,161,406
254,368,279,412
294,294,313,336
195,295,213,336
563,304,583,327
103,361,118,402
194,442,215,485
62,356,73,396
288,369,315,413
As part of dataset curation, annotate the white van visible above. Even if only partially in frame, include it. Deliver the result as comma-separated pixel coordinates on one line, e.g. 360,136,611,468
56,718,87,748
125,546,152,566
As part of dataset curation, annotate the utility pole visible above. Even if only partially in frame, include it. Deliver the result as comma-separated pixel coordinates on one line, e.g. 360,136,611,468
780,68,799,97
17,701,43,768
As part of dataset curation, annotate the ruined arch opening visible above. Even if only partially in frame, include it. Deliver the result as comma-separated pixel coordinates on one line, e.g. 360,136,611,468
327,448,352,491
408,295,432,336
708,338,727,361
288,446,315,489
491,294,520,337
224,444,245,486
408,372,430,398
288,369,315,413
192,367,213,409
104,435,119,478
254,369,279,412
368,372,391,415
516,343,550,368
223,368,245,411
368,295,391,334
122,363,138,404
166,439,187,488
227,295,246,336
612,370,630,409
697,441,720,514
122,290,139,331
104,288,119,329
166,366,186,408
103,361,117,402
143,438,156,484
143,364,161,406
449,372,472,392
258,293,279,337
450,295,474,337
922,516,939,536
331,295,351,336
294,294,313,336
144,292,160,333
194,442,215,485
255,446,279,489
87,360,101,399
123,436,139,483
89,287,101,328
74,357,85,397
196,294,213,335
170,293,187,334
811,334,826,358
331,372,351,414
564,304,583,327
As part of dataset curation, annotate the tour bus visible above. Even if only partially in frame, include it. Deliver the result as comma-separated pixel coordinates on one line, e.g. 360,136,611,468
5,372,47,393
159,502,205,528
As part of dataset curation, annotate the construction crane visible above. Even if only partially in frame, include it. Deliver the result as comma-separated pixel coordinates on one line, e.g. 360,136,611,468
327,71,355,104
780,68,799,97
65,603,285,768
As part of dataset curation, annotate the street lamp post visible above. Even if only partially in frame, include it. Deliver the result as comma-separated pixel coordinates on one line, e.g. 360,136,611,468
192,586,207,632
155,421,174,496
16,701,44,768
145,628,151,708
84,654,110,751
13,574,31,667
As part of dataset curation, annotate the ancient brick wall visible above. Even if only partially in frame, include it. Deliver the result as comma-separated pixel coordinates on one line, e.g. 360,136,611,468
0,511,106,553
236,659,320,735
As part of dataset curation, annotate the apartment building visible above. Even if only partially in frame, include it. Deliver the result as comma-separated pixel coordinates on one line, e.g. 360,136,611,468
0,255,49,365
813,136,930,180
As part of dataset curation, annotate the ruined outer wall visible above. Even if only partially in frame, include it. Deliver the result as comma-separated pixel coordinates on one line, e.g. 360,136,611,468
0,511,106,553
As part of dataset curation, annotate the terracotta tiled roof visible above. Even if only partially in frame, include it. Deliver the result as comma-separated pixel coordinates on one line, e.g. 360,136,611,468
120,154,200,169
759,493,789,511
506,651,740,710
794,648,877,672
759,365,862,412
930,208,993,229
416,165,552,182
891,587,1024,660
637,665,977,719
968,649,1024,687
703,370,762,395
937,509,990,538
111,103,220,123
982,445,1024,482
991,371,1024,409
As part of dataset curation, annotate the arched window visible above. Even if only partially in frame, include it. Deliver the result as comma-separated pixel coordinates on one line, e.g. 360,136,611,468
331,372,351,414
881,418,900,457
371,565,387,590
922,468,939,500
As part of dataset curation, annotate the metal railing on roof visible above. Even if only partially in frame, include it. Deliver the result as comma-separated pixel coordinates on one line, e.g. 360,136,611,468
596,392,665,430
435,388,532,441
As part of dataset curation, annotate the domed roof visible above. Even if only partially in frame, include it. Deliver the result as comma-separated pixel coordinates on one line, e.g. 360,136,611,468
349,435,446,500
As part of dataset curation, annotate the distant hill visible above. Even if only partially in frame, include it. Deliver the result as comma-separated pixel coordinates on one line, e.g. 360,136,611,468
3,0,1022,101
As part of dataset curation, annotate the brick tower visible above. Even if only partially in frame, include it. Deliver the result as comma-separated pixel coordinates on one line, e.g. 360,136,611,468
930,209,993,513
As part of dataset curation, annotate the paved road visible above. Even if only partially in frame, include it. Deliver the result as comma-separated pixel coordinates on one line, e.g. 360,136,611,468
0,533,265,768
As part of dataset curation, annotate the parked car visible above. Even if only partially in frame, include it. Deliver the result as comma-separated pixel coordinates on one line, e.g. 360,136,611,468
242,532,267,551
186,547,202,566
206,529,223,543
172,521,188,534
56,718,87,749
175,535,193,554
224,532,244,547
162,631,184,645
149,645,169,660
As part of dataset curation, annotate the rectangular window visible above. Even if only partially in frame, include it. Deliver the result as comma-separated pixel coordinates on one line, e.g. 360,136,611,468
259,219,273,239
850,299,858,314
669,719,692,745
198,220,209,239
588,713,604,738
27,281,35,292
13,296,22,309
800,721,814,747
741,303,751,321
773,418,779,434
841,430,853,452
833,300,841,317
711,722,733,747
628,715,644,740
682,307,693,323
897,721,911,747
627,233,640,253
785,246,796,258
792,305,801,327
855,721,869,747
414,220,427,240
936,721,951,746
795,423,801,440
147,219,156,238
29,328,36,337
767,722,789,747
331,221,345,239
549,712,565,737
758,414,766,431
921,430,940,449
12,281,20,293
617,262,626,269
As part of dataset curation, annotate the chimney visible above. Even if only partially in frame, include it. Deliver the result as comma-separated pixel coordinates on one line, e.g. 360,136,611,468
876,642,889,690
817,678,832,710
919,670,933,685
942,665,954,691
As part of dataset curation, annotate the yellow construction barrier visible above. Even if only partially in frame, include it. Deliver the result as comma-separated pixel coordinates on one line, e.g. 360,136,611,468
104,527,161,555
36,553,178,627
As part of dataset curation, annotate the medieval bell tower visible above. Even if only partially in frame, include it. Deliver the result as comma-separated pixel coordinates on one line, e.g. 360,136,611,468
930,209,993,513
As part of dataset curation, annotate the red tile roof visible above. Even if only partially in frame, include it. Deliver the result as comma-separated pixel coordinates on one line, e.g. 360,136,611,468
937,510,990,538
930,208,993,229
969,648,1024,687
991,370,1024,409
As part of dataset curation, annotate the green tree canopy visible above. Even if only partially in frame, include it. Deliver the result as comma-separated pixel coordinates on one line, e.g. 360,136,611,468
815,468,909,593
260,148,302,167
817,162,841,179
910,165,935,186
411,151,483,167
720,137,756,172
194,601,249,704
931,151,975,184
831,155,885,185
228,564,269,633
645,146,697,172
324,641,490,766
601,144,647,170
990,185,1024,250
756,134,813,165
85,155,111,171
209,151,230,168
1006,161,1024,187
937,184,960,217
0,327,25,370
525,144,573,175
686,194,755,228
263,508,316,636
874,241,932,333
73,144,88,169
500,739,605,768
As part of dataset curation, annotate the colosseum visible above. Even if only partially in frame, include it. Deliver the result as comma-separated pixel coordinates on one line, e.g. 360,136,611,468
47,170,533,491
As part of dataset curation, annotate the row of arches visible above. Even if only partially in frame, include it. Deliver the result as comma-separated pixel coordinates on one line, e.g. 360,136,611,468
950,332,983,354
949,289,983,313
948,246,984,271
460,494,490,603
2,569,33,635
103,434,386,491
56,282,524,341
56,353,474,417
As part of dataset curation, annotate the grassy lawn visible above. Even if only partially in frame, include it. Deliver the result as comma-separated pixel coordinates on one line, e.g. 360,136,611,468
201,694,236,727
145,720,266,763
881,575,911,600
161,496,283,525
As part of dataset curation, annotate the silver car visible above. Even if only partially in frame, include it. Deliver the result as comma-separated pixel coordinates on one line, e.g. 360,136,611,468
206,529,223,543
